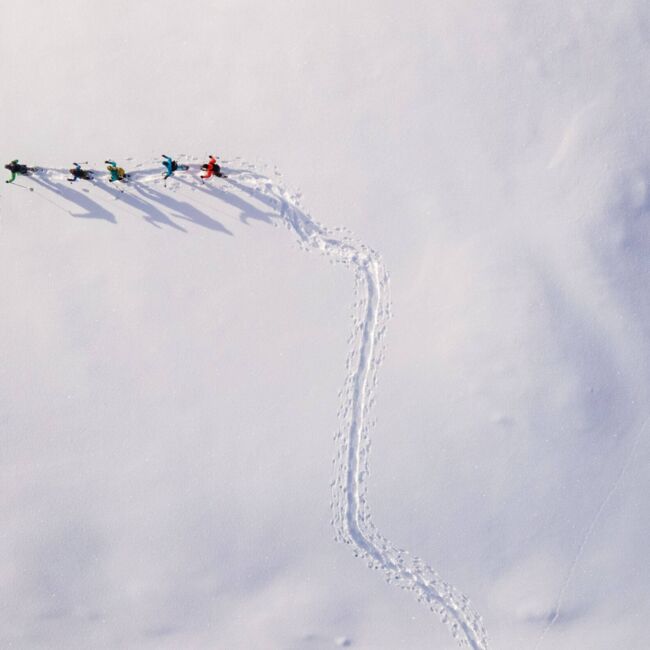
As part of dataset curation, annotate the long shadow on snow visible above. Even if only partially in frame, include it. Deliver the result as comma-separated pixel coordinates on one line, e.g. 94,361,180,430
30,175,117,223
133,181,233,235
92,181,188,233
33,172,181,231
222,176,284,215
33,170,275,236
175,177,274,226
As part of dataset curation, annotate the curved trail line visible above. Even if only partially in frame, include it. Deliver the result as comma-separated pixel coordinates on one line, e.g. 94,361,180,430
232,168,488,649
3,161,488,649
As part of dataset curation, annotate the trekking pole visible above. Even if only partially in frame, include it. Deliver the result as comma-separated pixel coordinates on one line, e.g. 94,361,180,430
9,182,34,192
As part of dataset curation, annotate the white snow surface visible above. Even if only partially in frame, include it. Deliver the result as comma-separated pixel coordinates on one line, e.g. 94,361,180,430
2,2,650,649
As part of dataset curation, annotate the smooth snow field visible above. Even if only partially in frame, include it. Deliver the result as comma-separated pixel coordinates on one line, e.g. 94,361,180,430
2,2,650,649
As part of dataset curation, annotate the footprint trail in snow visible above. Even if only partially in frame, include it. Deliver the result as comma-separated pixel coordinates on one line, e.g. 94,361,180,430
231,166,489,650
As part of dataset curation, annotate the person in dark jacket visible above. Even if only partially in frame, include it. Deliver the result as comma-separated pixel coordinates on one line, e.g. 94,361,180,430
5,159,35,183
68,162,94,182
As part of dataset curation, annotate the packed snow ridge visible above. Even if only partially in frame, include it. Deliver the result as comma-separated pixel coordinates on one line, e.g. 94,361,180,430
4,158,489,649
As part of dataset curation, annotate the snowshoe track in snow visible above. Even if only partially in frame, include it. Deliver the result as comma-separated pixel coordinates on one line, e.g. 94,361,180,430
231,166,488,650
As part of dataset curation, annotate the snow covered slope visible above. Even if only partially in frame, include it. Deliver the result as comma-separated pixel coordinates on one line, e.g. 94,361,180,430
0,159,490,649
2,2,650,649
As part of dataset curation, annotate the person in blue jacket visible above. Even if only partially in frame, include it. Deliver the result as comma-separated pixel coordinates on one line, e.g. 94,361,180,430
161,154,189,180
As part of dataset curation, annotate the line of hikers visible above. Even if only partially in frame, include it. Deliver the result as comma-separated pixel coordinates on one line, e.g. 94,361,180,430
5,155,226,184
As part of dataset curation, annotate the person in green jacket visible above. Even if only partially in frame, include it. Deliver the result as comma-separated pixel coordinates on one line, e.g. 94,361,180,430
5,160,35,183
105,160,128,182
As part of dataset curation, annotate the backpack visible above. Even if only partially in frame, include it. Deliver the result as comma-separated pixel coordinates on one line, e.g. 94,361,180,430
171,161,178,172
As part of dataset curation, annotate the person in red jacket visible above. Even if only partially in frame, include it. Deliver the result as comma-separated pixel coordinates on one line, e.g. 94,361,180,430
200,155,226,180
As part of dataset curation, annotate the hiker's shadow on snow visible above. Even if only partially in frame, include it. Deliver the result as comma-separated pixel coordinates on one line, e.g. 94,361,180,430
220,177,283,220
33,170,278,236
176,177,274,226
31,175,117,224
92,181,188,233
133,181,233,235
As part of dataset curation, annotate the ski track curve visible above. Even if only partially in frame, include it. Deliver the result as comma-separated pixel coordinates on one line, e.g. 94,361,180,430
2,160,488,650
